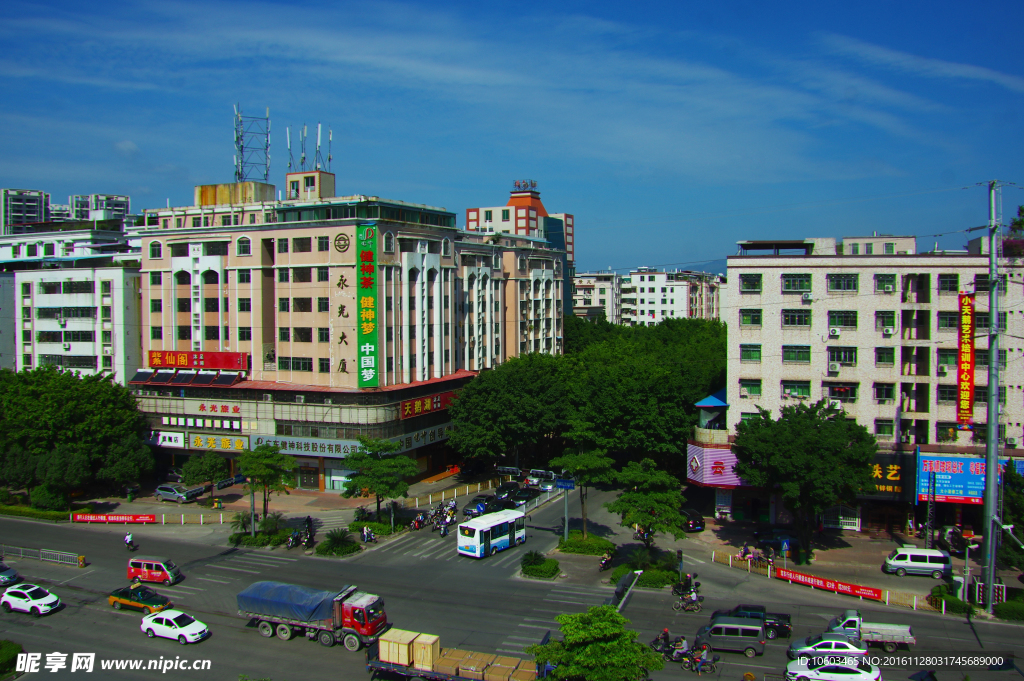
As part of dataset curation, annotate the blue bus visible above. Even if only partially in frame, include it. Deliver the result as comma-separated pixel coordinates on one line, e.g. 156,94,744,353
457,509,526,558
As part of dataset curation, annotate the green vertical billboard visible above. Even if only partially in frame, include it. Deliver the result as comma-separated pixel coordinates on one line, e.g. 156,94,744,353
357,224,379,388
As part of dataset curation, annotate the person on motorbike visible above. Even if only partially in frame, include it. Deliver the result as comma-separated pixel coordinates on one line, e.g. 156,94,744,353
657,628,670,649
668,636,688,661
600,550,612,565
124,531,133,550
695,646,709,675
739,544,751,559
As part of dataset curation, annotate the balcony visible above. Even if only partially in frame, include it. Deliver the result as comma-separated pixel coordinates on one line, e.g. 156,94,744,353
693,426,730,445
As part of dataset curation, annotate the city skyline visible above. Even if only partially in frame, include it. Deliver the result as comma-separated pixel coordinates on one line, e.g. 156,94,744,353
0,1,1021,274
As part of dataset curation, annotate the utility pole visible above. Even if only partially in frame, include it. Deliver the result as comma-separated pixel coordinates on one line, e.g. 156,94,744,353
983,180,1001,614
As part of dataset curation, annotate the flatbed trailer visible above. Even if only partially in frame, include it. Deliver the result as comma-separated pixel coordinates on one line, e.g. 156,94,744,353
364,640,552,679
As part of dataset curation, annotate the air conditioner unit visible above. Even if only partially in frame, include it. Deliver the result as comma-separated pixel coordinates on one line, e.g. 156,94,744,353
262,394,272,402
828,362,841,373
1008,437,1018,447
884,285,894,292
937,365,947,375
829,327,841,337
882,327,895,336
829,399,842,410
801,293,813,302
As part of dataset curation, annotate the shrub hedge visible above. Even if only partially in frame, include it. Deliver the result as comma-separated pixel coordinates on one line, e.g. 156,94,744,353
928,584,974,616
349,521,397,537
0,503,92,522
557,531,615,556
229,530,291,547
994,600,1024,621
522,558,560,579
0,640,22,674
315,541,361,557
30,484,68,511
521,550,547,569
609,565,675,588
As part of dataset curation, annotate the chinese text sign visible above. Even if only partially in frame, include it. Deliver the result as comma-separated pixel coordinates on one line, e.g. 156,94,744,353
357,225,379,388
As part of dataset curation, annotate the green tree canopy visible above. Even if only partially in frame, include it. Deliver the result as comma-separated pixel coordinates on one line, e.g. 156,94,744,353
0,366,153,494
998,463,1024,568
448,353,568,464
341,436,419,522
549,449,615,539
182,451,230,499
526,605,662,681
236,445,297,517
563,314,625,354
732,400,876,553
605,458,688,549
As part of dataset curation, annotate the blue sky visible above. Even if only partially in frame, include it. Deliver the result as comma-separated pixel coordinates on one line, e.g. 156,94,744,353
1,1,1022,274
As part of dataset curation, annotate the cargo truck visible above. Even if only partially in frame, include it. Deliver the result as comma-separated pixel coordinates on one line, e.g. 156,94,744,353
237,581,388,651
365,630,552,680
825,609,915,653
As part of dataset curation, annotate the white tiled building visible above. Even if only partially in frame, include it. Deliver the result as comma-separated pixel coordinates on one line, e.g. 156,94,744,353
621,268,723,326
572,271,621,323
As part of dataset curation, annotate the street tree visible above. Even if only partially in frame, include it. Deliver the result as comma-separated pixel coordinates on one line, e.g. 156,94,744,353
998,463,1024,568
236,445,297,518
182,451,230,500
448,353,568,466
549,449,615,540
526,605,662,681
732,400,876,554
341,436,419,528
604,458,688,550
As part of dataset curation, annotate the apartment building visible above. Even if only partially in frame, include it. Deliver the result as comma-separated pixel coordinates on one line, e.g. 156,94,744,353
133,177,564,490
572,271,621,323
621,268,723,326
698,234,1021,532
1,189,49,234
70,194,131,221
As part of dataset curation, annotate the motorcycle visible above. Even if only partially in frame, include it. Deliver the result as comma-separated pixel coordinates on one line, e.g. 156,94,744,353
672,594,704,613
649,635,683,654
682,653,719,674
302,531,315,549
285,532,301,550
633,529,650,542
363,530,378,544
672,579,700,597
125,540,137,552
598,557,613,572
440,522,449,538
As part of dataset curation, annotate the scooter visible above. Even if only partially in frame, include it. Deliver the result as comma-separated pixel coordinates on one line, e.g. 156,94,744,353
672,577,699,597
302,530,315,549
682,653,719,674
598,556,613,572
125,540,137,552
439,522,449,538
672,594,704,612
286,532,301,550
363,530,378,544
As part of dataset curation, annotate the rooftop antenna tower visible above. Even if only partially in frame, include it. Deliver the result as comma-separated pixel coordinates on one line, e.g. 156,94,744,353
328,128,333,172
314,122,332,171
299,124,308,171
286,126,295,171
233,105,271,183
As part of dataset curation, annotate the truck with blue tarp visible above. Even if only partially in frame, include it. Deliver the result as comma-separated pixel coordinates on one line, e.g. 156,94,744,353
237,580,388,651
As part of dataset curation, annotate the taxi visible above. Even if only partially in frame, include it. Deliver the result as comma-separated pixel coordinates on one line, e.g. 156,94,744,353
108,584,171,614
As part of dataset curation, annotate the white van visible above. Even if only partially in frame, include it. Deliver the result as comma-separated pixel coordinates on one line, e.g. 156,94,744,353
883,547,951,579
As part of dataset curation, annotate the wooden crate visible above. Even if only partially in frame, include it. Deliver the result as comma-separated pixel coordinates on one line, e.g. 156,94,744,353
494,656,521,668
510,669,537,681
413,633,440,672
459,658,491,681
434,658,460,676
378,628,419,666
484,667,513,681
441,648,470,660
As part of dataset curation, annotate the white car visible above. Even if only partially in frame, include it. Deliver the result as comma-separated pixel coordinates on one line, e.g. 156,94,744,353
786,658,882,681
141,609,209,645
1,584,60,616
0,562,19,586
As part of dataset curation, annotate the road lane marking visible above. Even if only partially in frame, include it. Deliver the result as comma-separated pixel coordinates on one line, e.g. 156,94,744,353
207,565,260,574
195,577,231,583
243,554,297,561
522,617,557,623
228,559,278,567
684,556,706,564
506,636,539,641
499,642,527,648
167,585,205,591
517,624,551,629
58,570,96,584
543,597,596,605
497,649,527,654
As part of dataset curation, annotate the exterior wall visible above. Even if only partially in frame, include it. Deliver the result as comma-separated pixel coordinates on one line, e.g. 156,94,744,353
725,242,1020,452
0,273,14,370
0,228,128,262
70,194,131,221
16,267,141,383
572,272,621,324
621,269,722,326
1,189,49,235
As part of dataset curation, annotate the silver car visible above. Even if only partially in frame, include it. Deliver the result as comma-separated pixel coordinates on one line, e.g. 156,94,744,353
154,484,199,504
0,562,19,586
788,633,867,660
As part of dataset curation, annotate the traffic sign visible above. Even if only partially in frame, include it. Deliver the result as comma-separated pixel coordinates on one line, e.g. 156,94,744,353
780,540,789,552
555,478,575,490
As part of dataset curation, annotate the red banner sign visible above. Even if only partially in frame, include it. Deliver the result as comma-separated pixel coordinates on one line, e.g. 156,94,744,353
73,514,156,524
399,391,456,419
148,351,247,370
957,294,975,425
774,568,882,600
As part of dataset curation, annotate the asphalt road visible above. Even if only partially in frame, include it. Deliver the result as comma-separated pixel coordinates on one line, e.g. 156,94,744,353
1,490,1022,681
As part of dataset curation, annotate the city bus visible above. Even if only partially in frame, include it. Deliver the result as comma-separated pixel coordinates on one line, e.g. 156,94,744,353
457,509,526,558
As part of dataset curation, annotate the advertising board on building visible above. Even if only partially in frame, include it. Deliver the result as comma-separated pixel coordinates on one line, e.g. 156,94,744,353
860,452,915,502
957,294,975,426
148,351,248,370
253,423,451,459
187,434,249,452
685,443,747,487
399,391,456,419
147,431,186,449
916,454,1024,504
357,224,379,388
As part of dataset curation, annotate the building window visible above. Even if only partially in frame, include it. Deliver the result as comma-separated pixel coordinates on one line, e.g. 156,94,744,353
279,298,290,312
937,385,957,403
975,385,1007,404
828,347,857,365
318,358,330,373
827,274,858,292
824,383,858,402
739,379,762,396
884,243,895,254
849,243,859,255
875,311,895,330
177,326,191,340
875,347,895,366
279,328,290,342
874,274,896,292
191,217,201,227
101,306,111,320
237,237,251,256
317,236,330,252
938,274,959,294
975,312,1007,332
484,210,492,222
783,345,811,363
277,238,289,253
26,244,37,257
827,311,857,328
151,327,163,340
318,327,330,342
238,269,251,284
936,348,957,367
278,269,289,283
383,232,395,253
739,274,761,293
149,242,162,259
781,380,811,397
204,297,219,312
239,327,252,341
293,268,312,283
177,298,191,313
43,243,54,257
317,267,329,282
238,298,251,312
935,422,959,442
442,239,451,257
738,309,761,326
937,312,958,330
293,298,313,313
101,330,111,344
204,326,219,341
975,348,1007,368
781,273,811,292
782,309,811,327
312,296,327,313
874,383,895,401
248,214,255,225
149,272,162,286
293,237,312,253
875,420,894,438
293,327,312,343
740,344,761,363
278,357,313,372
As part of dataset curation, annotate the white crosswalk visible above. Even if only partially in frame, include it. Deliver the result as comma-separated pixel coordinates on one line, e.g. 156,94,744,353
494,585,610,655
